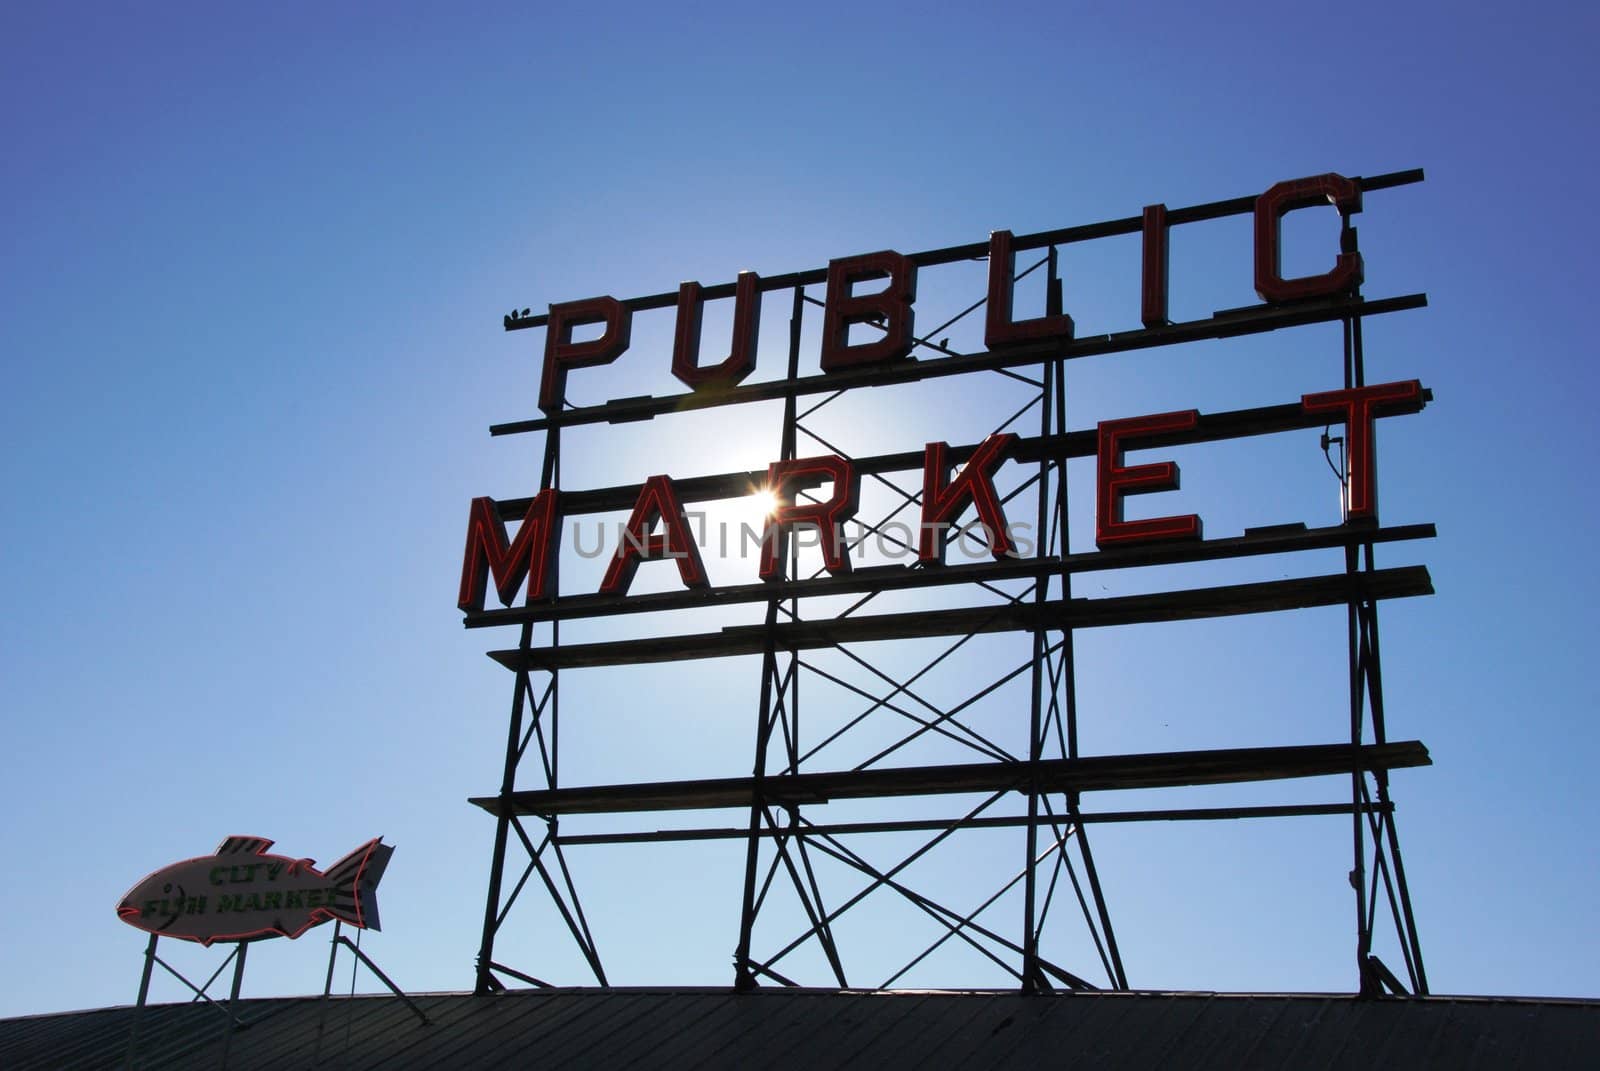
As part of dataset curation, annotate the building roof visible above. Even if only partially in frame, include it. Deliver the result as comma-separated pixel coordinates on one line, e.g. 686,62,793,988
3,988,1597,1070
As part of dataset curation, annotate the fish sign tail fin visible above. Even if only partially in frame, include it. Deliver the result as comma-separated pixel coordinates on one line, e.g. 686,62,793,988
323,839,394,931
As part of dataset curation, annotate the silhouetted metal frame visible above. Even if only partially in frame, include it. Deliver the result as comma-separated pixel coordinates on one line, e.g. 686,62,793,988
469,169,1433,997
1339,260,1430,995
473,409,617,993
124,935,263,1070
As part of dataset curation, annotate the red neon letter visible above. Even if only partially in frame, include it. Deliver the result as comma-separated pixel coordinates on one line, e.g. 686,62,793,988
985,230,1074,347
919,434,1018,563
1254,174,1363,304
458,491,561,611
759,456,859,580
1096,412,1202,548
820,251,917,371
1300,380,1423,520
672,272,761,390
599,475,709,596
539,296,632,413
1141,204,1170,328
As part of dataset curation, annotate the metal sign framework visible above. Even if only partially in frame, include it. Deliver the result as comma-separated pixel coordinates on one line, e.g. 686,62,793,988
124,921,426,1069
465,168,1432,997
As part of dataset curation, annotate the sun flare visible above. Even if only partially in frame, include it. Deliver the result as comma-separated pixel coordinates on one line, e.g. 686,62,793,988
750,488,779,516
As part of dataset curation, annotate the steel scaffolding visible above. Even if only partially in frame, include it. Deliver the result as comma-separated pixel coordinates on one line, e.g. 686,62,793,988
467,169,1432,997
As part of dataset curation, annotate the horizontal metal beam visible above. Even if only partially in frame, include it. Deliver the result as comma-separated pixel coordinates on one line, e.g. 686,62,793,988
465,523,1435,629
503,168,1424,330
486,566,1433,671
552,801,1396,845
492,293,1426,434
490,391,1431,520
469,741,1429,818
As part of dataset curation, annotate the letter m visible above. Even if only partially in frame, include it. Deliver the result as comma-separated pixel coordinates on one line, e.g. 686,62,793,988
458,491,561,611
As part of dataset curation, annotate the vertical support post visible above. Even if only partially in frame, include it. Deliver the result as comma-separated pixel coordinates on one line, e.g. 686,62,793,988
323,920,344,998
734,284,806,990
314,920,343,1063
475,420,563,994
135,932,157,1007
475,628,532,994
1021,248,1060,991
124,933,159,1070
1040,246,1127,991
218,941,249,1070
787,568,802,775
1362,579,1427,990
1343,309,1374,994
735,603,781,992
1340,219,1379,995
1339,289,1427,996
1054,308,1073,765
228,942,248,1003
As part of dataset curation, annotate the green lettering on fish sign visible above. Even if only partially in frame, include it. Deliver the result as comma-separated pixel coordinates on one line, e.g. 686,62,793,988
142,900,160,918
305,889,322,909
184,896,207,915
209,867,226,886
264,892,282,910
217,894,235,912
241,893,263,912
287,890,304,910
267,863,284,881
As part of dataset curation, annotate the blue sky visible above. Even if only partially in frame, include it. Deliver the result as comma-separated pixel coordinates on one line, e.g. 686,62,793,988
2,2,1597,1016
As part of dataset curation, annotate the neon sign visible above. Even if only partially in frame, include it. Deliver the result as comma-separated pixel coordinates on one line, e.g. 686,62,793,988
116,836,394,946
462,167,1438,996
466,172,1424,611
460,381,1423,609
526,174,1370,413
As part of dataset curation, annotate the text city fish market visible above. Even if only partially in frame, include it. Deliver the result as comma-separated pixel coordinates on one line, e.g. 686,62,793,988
135,886,346,921
461,173,1420,609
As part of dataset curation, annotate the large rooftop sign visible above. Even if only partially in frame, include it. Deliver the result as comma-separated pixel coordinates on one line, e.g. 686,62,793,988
116,836,393,946
524,174,1354,408
462,170,1436,998
461,173,1427,617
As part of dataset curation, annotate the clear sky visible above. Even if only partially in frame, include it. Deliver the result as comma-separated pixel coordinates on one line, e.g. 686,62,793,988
2,1,1597,1017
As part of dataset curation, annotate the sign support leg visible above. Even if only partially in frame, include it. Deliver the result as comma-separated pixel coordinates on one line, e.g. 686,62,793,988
734,283,807,990
218,941,248,1070
124,933,159,1070
475,425,565,994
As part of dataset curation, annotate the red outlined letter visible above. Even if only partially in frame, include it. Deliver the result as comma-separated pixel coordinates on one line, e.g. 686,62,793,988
539,296,632,413
1141,204,1170,328
672,272,761,390
1096,412,1202,548
1300,380,1423,520
820,251,917,370
985,230,1074,347
919,434,1018,563
599,475,708,596
759,456,859,580
1254,174,1363,304
459,491,561,611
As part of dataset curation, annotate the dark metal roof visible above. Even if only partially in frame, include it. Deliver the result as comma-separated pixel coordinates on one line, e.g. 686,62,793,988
3,989,1596,1070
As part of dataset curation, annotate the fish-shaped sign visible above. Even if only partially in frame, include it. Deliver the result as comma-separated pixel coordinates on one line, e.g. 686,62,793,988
116,836,394,946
